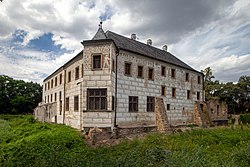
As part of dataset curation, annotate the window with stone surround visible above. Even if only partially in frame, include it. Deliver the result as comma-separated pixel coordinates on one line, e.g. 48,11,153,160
147,96,155,112
45,96,46,103
66,97,69,111
51,79,53,88
161,66,166,76
82,64,84,77
172,87,176,98
112,59,115,72
92,55,102,69
55,93,57,102
74,95,79,111
47,95,49,103
161,86,166,96
198,75,201,84
60,74,62,84
45,83,47,91
129,96,138,112
187,90,191,99
137,65,143,78
197,91,200,100
171,68,176,79
125,62,132,76
186,72,189,82
167,104,170,110
148,67,154,80
68,71,71,83
87,89,107,111
48,81,50,90
75,66,79,80
55,77,57,87
51,94,53,102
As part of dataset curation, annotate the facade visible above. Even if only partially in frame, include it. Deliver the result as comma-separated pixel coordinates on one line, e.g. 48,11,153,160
35,24,205,130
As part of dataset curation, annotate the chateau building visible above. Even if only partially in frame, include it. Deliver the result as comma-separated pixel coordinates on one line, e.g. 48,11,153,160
35,23,205,130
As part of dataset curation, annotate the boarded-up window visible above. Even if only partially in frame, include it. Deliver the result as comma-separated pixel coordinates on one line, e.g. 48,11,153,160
147,96,155,112
129,96,138,112
148,67,154,80
66,97,69,111
74,95,79,111
87,89,107,110
138,65,143,78
75,66,79,80
125,62,132,76
93,55,101,69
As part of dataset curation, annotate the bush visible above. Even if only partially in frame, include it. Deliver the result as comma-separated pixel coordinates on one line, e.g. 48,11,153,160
239,114,250,124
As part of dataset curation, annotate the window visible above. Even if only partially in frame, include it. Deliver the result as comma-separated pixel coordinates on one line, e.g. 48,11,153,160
51,79,53,88
87,89,107,110
55,93,57,101
45,96,46,103
68,71,71,83
186,73,189,82
125,62,132,76
59,74,62,84
148,67,154,80
55,77,57,87
187,90,191,99
137,65,143,78
161,86,166,96
74,95,79,111
147,96,155,112
161,66,166,76
75,66,79,80
172,87,176,98
92,55,101,69
45,83,47,91
112,96,115,111
167,104,170,110
197,91,200,100
82,64,84,77
112,59,115,72
171,68,176,78
129,96,138,112
66,97,69,111
59,92,62,114
51,94,53,102
198,76,201,84
59,91,62,100
47,95,49,103
48,81,50,90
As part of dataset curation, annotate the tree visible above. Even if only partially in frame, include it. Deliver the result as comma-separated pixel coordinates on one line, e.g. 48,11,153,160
201,67,215,83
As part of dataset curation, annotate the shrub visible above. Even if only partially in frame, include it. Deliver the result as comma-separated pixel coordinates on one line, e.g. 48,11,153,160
239,114,250,124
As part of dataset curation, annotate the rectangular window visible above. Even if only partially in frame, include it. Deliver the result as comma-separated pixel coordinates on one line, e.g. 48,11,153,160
186,73,189,82
129,96,138,112
60,100,62,115
55,93,57,101
125,62,132,76
148,67,154,80
112,59,115,72
197,91,200,100
65,97,69,111
60,74,62,85
137,65,143,78
161,66,166,76
51,94,53,102
48,81,50,90
187,90,191,99
172,87,176,98
75,66,79,80
48,95,49,103
59,91,62,100
161,86,166,96
51,79,53,88
112,96,115,111
93,55,101,69
171,68,176,78
87,89,107,110
45,83,47,91
198,76,201,84
45,96,46,103
55,77,57,87
68,71,71,83
147,96,155,112
82,64,84,77
167,104,170,110
74,95,79,111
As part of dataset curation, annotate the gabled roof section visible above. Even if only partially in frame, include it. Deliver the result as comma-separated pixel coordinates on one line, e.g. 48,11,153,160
92,23,107,40
105,31,197,72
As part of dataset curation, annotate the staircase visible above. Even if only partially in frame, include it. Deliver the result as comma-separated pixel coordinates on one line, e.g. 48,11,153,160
155,98,170,132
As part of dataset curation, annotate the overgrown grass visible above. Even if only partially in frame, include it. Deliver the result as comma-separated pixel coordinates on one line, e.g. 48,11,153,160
1,115,250,166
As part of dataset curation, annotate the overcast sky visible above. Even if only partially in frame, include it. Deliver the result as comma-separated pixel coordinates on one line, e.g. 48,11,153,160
0,0,249,83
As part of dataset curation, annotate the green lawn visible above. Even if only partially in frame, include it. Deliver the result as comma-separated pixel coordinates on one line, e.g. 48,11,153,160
1,115,250,167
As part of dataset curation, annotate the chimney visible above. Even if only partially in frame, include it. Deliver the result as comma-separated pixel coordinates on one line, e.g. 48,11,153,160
147,39,152,46
162,45,168,51
131,33,136,40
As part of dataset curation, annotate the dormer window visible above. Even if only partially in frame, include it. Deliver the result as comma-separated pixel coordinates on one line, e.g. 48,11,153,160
92,55,101,69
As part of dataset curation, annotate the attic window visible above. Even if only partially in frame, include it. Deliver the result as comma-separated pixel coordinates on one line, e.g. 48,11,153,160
92,55,101,69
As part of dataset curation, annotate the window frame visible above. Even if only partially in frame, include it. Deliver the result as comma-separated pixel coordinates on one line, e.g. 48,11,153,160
147,96,155,112
92,54,102,70
68,71,71,83
137,65,143,78
55,77,57,87
124,62,132,76
161,66,166,77
172,87,176,98
87,88,107,111
167,104,170,110
60,74,62,85
161,86,166,96
65,97,69,111
129,96,138,112
75,66,80,80
171,68,176,79
74,95,79,111
148,67,154,80
197,91,200,100
187,90,191,99
198,76,201,84
186,72,189,82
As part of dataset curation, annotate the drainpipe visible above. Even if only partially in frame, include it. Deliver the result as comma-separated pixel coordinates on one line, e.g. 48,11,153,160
63,69,66,124
114,50,119,128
